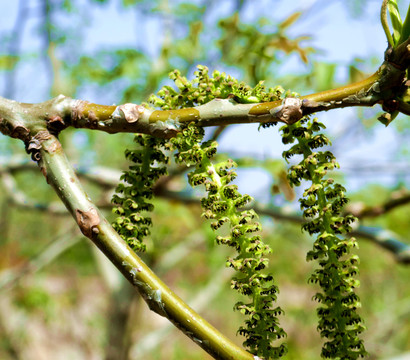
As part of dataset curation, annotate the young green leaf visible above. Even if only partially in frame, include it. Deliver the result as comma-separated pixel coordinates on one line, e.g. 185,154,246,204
399,4,410,45
381,0,395,47
388,0,403,45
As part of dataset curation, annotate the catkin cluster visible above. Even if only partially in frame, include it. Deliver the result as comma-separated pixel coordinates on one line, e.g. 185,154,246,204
112,135,168,252
281,117,367,359
147,66,290,358
172,124,287,359
149,65,284,109
113,63,369,359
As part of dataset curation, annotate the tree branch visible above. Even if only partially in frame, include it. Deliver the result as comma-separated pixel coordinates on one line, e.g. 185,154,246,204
347,191,410,218
0,71,387,137
28,133,255,360
1,40,409,142
158,189,410,264
352,226,410,264
381,0,395,47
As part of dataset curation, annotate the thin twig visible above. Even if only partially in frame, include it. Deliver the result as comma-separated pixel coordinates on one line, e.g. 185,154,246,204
211,125,227,141
159,190,410,264
41,0,54,93
0,170,67,214
351,226,410,264
0,225,80,291
381,0,395,47
348,191,410,219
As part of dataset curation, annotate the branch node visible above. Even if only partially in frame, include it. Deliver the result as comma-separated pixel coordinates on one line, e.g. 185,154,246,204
75,207,101,238
47,115,66,133
270,97,303,124
113,103,145,123
27,131,52,161
71,100,87,125
0,116,30,140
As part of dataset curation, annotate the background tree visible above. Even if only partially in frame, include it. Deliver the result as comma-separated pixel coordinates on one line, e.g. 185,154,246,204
0,0,409,359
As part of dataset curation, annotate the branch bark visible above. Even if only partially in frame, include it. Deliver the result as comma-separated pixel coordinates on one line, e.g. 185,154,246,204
31,134,254,360
0,40,409,142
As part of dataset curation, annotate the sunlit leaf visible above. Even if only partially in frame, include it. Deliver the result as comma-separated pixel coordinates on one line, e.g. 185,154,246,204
269,36,313,64
279,11,302,31
388,0,402,45
122,0,149,7
0,55,18,71
314,62,336,92
173,3,205,22
399,4,410,44
349,65,366,83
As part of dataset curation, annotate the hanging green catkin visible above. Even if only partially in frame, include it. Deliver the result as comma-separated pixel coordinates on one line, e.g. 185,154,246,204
114,64,367,359
171,123,287,359
111,135,168,252
281,116,367,359
147,66,289,358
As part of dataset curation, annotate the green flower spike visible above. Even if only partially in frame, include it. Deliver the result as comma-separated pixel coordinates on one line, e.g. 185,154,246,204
112,135,168,252
171,123,287,359
281,117,367,360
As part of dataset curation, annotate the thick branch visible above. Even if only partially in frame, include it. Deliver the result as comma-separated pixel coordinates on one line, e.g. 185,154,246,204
1,40,409,142
32,134,254,360
0,75,384,138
